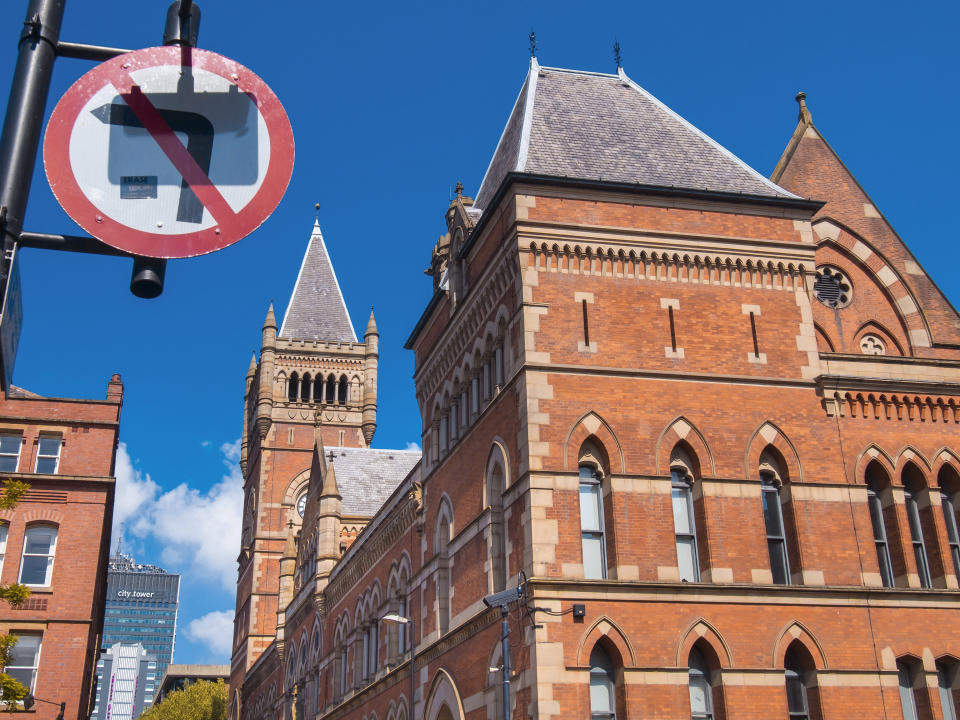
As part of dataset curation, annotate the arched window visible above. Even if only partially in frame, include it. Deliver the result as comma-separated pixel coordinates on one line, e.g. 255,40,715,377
865,462,895,588
338,375,348,405
784,643,818,720
19,525,57,586
938,465,960,578
938,659,959,720
897,659,921,720
671,445,700,582
487,446,508,592
459,386,468,430
313,375,323,404
286,642,297,689
326,374,336,404
301,373,312,402
688,646,714,720
435,508,452,635
449,393,458,443
903,465,932,588
288,372,299,402
759,452,791,585
579,464,607,580
365,596,379,679
589,643,618,720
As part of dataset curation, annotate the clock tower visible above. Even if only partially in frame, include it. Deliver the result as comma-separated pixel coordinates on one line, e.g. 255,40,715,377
231,217,379,678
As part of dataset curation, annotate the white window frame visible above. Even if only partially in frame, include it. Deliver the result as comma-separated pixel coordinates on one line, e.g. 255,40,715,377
671,469,700,582
579,465,607,580
0,432,22,473
5,633,41,692
0,524,7,572
34,434,62,474
19,524,58,587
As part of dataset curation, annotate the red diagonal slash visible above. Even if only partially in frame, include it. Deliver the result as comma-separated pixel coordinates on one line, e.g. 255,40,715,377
104,65,237,229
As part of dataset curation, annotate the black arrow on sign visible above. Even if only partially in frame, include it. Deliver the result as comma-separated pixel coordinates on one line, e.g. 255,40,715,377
91,103,214,224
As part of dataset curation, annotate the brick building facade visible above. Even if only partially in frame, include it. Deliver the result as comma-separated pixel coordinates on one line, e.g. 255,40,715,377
0,375,123,718
232,60,960,720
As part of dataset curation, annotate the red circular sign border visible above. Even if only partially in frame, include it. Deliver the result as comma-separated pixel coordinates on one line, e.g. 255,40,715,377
44,46,294,259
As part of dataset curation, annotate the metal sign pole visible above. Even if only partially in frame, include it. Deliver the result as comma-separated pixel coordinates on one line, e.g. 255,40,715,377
0,0,65,271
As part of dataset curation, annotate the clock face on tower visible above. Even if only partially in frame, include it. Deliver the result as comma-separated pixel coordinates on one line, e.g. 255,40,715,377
297,493,307,518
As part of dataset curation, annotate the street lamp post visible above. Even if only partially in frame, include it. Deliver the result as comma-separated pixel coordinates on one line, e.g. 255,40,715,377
23,695,64,720
380,612,415,720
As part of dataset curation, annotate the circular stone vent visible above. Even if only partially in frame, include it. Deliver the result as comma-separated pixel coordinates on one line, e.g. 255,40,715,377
813,266,852,308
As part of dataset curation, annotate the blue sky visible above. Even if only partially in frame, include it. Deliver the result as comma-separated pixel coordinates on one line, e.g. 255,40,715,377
0,0,957,664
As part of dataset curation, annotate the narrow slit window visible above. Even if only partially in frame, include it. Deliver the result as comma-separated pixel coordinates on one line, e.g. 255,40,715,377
579,466,606,579
867,479,895,587
939,487,960,578
582,299,590,347
672,470,699,582
904,481,932,588
668,306,677,352
749,312,760,357
761,475,790,585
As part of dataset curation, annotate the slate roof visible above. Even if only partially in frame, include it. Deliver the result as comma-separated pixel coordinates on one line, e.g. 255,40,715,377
327,446,421,516
475,60,797,210
279,220,357,342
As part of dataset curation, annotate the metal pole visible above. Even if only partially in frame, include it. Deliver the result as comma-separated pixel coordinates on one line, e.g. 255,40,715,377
501,605,511,720
0,0,66,262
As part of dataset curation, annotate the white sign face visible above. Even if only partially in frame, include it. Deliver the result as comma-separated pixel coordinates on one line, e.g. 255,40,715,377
71,67,269,235
44,47,294,258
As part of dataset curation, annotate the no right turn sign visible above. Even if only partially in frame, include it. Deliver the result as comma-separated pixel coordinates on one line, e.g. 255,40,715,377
44,46,294,259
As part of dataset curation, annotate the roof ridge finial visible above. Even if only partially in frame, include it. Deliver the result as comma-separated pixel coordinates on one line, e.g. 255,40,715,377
796,91,812,125
614,39,622,70
529,29,537,59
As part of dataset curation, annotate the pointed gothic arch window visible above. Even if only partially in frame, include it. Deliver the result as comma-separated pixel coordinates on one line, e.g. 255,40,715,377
288,372,299,402
435,507,452,635
313,375,323,404
866,462,895,587
938,465,960,578
338,375,348,405
301,373,312,403
487,446,508,592
784,642,819,720
671,445,700,582
326,374,336,404
903,464,933,588
589,642,621,720
688,646,714,720
759,450,792,585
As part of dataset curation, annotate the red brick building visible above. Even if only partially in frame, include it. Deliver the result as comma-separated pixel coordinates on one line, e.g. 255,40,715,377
0,375,123,718
233,60,960,720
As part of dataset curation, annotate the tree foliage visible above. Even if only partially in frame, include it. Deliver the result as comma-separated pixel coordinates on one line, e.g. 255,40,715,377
0,480,32,706
138,680,228,720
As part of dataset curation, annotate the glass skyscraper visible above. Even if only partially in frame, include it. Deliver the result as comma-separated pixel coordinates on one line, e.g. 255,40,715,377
91,553,180,718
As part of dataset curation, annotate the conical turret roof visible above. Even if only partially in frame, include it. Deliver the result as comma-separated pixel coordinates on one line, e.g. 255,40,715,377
279,220,357,342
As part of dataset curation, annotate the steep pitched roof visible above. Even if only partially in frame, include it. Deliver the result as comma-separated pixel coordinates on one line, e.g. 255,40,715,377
772,95,960,347
325,446,421,516
279,220,357,342
475,59,797,209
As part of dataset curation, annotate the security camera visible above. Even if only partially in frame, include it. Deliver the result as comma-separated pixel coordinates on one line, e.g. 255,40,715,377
483,585,522,609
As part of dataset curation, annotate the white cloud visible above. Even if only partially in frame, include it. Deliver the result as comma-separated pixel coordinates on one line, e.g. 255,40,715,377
116,440,244,591
200,440,211,448
113,442,160,540
405,441,421,452
186,609,234,659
